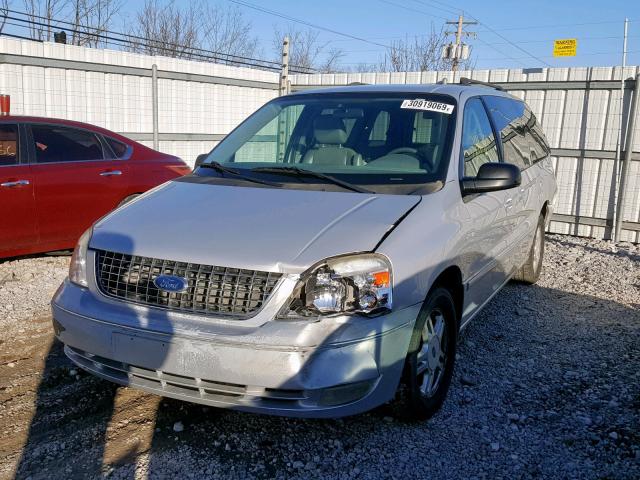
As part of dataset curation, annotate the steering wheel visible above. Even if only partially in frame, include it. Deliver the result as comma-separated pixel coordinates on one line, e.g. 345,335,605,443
387,147,419,156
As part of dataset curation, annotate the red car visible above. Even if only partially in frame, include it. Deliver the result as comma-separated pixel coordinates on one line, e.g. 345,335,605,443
0,116,191,259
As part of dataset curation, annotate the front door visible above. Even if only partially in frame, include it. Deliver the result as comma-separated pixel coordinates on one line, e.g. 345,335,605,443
28,123,129,249
0,123,37,256
483,96,543,270
457,97,511,322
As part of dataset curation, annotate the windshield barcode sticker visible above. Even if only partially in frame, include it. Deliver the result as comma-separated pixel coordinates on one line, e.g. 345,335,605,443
401,99,455,114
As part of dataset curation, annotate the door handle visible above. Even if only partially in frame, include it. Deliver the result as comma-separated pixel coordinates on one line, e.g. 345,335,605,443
1,179,30,187
504,197,513,209
99,170,122,177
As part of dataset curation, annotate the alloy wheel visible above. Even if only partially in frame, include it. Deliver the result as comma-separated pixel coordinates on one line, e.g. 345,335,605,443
416,308,448,397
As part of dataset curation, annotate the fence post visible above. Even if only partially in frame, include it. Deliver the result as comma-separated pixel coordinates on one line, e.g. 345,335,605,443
613,73,640,242
279,36,290,96
151,63,159,151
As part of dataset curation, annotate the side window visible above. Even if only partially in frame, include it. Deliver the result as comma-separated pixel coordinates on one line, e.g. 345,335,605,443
484,96,532,170
0,124,19,166
369,110,389,143
529,114,550,164
461,98,499,177
104,137,130,159
32,125,104,163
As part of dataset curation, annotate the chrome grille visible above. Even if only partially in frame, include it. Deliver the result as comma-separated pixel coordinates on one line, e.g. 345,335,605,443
95,250,282,316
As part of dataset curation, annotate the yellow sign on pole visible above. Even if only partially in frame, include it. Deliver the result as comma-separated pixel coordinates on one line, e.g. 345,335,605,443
553,39,577,57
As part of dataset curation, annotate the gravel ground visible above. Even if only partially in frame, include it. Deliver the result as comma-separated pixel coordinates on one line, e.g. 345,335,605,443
0,235,639,480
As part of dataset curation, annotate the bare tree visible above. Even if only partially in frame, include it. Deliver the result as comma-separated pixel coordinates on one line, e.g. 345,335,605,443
22,0,68,41
200,4,259,60
379,25,474,72
69,0,122,47
273,27,344,73
127,0,200,59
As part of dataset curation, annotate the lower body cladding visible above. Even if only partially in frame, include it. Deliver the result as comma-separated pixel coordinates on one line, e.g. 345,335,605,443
51,282,419,418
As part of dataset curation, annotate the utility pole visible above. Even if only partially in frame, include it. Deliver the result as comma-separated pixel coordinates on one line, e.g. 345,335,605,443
612,18,629,241
443,15,477,72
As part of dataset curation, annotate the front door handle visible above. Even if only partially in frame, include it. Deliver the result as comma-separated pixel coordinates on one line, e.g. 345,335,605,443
504,197,513,209
1,179,30,187
99,170,122,177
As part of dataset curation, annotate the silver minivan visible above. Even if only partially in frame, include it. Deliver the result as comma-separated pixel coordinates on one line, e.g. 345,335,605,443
52,82,557,420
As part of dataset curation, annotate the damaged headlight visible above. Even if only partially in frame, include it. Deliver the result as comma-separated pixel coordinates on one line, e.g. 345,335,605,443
280,254,392,318
69,227,92,287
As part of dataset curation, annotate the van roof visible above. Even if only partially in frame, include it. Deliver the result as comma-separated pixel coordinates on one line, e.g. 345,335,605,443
289,83,515,101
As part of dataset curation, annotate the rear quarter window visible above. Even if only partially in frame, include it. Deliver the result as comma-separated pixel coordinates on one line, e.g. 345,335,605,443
105,137,130,159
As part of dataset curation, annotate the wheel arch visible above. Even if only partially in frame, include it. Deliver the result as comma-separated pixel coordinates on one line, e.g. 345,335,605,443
429,265,464,329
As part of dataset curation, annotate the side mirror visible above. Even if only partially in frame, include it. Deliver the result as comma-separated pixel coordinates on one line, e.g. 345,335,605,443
194,153,208,169
461,162,521,195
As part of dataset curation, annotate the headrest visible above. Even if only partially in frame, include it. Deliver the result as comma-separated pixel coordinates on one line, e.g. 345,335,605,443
313,116,348,145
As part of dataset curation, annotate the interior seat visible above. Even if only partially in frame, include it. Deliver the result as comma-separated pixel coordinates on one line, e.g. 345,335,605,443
301,117,363,166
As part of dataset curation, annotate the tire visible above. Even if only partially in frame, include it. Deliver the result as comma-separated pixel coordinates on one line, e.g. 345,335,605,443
513,214,545,284
396,287,458,421
117,194,140,208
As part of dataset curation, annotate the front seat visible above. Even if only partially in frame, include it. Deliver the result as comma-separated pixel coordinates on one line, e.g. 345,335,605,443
302,117,362,166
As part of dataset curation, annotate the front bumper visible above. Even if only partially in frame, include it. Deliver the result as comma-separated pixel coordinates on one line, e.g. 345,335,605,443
52,280,419,418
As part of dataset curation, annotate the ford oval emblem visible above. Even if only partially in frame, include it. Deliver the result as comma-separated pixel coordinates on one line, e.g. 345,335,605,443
154,274,189,293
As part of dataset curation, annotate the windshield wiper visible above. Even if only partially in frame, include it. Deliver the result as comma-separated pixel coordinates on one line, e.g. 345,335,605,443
198,162,281,187
250,166,373,194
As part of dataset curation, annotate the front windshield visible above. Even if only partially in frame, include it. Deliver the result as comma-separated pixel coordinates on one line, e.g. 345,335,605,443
197,92,456,194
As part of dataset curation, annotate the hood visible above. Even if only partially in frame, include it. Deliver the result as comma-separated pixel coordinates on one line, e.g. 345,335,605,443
91,181,419,273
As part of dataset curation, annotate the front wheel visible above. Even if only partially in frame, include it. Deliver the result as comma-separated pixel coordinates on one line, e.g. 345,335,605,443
396,287,458,421
513,214,545,284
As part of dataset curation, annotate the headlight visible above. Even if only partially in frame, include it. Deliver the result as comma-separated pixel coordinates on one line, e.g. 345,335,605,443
280,254,392,318
69,227,92,287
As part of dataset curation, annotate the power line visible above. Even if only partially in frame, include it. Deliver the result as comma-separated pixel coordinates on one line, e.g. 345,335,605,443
335,48,640,66
470,15,553,67
338,34,640,52
376,0,448,21
227,0,450,68
413,0,554,67
226,0,394,50
475,19,638,33
378,0,529,68
2,8,316,73
409,0,461,16
480,34,640,47
464,49,640,62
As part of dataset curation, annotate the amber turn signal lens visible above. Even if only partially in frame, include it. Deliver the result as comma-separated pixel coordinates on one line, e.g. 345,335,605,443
372,271,390,287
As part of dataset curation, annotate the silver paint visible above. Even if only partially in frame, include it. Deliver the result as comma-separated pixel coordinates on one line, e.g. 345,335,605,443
52,84,557,418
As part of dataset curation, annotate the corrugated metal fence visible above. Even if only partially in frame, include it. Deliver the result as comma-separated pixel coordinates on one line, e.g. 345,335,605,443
291,70,640,243
0,38,638,242
0,37,279,163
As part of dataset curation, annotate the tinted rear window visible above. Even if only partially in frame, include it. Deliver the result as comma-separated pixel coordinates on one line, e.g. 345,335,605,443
105,137,129,159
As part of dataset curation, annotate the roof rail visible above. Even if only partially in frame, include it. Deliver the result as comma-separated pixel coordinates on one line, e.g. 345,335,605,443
459,77,504,91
